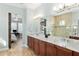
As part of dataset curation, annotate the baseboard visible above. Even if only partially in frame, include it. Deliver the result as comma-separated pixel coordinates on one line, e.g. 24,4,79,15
0,47,9,51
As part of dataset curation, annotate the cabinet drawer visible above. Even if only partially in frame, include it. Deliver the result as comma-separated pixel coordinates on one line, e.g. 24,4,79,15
56,46,72,56
72,51,79,56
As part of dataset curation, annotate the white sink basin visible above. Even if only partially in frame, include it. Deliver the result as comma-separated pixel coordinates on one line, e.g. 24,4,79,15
54,37,66,47
66,39,79,51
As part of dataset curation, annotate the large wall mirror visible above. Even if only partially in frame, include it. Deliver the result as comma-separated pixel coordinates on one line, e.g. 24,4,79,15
51,11,79,38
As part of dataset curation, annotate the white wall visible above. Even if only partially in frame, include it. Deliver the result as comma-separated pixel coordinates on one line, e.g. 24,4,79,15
71,11,79,35
0,4,26,49
18,8,35,47
18,23,23,33
26,8,36,35
34,4,54,35
72,11,79,26
25,4,54,36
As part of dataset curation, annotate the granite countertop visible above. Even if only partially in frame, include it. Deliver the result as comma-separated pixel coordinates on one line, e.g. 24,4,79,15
29,34,79,52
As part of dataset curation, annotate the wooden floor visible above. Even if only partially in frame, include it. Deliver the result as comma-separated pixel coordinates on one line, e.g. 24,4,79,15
0,39,36,56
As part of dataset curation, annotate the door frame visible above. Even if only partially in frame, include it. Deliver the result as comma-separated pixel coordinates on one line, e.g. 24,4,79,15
8,13,11,49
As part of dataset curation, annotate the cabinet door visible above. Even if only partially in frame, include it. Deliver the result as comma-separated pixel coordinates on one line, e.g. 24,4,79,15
28,36,34,50
46,43,56,56
34,39,39,55
73,51,79,56
39,40,46,56
31,37,34,50
56,46,72,56
28,36,31,48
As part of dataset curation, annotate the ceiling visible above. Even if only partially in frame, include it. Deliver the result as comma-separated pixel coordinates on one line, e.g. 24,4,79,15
5,3,79,16
4,3,26,8
5,3,42,10
24,3,42,10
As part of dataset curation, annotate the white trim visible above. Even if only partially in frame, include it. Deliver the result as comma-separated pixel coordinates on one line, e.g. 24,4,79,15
0,48,9,51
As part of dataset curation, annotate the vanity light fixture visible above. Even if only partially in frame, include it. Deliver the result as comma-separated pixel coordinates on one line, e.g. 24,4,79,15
64,3,74,7
53,3,79,12
53,4,64,11
53,6,59,11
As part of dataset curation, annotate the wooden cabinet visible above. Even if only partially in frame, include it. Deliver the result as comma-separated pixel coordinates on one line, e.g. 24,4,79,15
28,36,79,56
28,36,46,56
28,36,31,48
72,51,79,56
39,40,46,56
33,38,39,55
28,36,34,50
31,37,34,50
46,42,56,56
56,46,72,56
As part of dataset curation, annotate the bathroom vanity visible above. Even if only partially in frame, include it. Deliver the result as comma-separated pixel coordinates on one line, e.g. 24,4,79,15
27,35,79,56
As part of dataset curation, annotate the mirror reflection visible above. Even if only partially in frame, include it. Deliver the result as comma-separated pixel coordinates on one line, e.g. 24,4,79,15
51,11,79,38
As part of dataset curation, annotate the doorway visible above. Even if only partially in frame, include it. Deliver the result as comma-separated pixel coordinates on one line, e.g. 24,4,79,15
8,13,23,49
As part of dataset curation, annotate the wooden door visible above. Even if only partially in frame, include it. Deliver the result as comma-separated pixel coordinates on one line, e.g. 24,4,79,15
46,43,56,56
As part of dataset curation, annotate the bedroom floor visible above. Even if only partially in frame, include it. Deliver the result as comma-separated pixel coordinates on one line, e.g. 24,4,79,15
0,39,36,56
